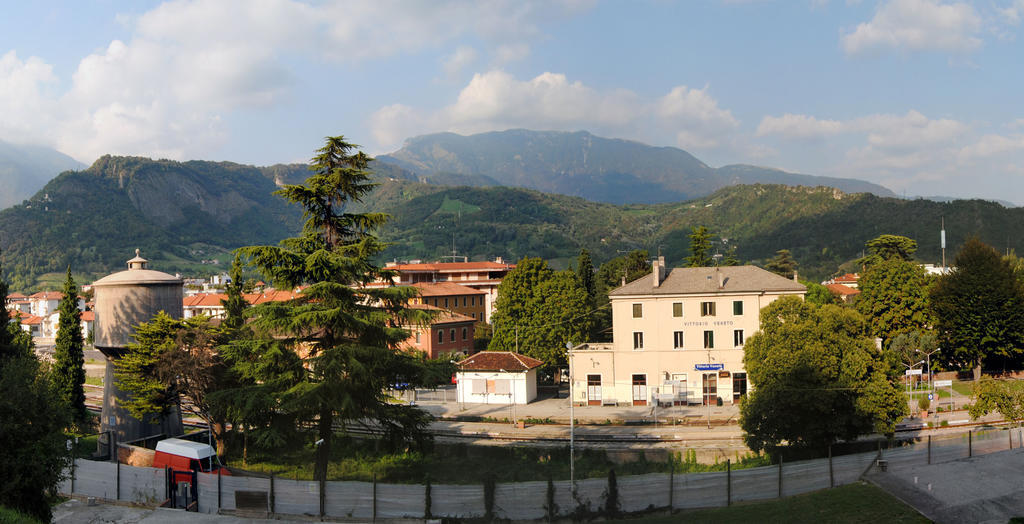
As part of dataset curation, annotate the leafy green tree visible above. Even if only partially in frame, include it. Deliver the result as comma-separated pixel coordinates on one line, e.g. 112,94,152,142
857,234,917,269
595,250,650,290
0,261,71,522
968,378,1024,425
592,250,650,340
888,330,938,372
722,245,741,266
238,136,435,480
489,258,592,368
52,268,87,423
686,226,713,267
116,313,238,455
765,249,797,279
801,280,836,306
740,297,906,451
855,258,934,352
931,237,1024,380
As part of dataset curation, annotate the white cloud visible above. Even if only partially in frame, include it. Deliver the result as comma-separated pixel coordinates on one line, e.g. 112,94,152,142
442,46,479,78
998,0,1024,25
0,51,59,145
369,71,742,154
841,0,982,55
958,133,1024,161
756,113,843,139
0,0,591,162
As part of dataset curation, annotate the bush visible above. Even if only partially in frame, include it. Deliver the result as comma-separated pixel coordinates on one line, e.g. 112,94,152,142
918,396,930,411
940,420,949,427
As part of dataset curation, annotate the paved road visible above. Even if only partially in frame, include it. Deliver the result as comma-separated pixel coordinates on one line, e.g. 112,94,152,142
867,445,1024,523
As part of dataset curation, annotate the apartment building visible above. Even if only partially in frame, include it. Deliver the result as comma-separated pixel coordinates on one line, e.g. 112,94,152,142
569,259,805,407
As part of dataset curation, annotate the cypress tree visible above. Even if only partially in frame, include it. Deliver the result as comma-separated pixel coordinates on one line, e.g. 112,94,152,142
52,267,87,422
686,226,713,267
576,249,595,301
221,258,247,331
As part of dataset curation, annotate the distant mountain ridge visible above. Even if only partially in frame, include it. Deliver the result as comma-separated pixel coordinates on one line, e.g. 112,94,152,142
377,129,897,204
0,140,85,209
0,155,302,290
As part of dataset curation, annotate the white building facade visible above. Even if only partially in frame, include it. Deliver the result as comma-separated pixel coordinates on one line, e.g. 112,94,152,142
569,261,805,407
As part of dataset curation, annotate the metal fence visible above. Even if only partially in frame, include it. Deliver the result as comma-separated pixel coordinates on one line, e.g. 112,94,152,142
60,426,1019,520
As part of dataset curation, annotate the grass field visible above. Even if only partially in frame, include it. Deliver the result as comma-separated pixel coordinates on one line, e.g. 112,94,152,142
0,506,45,524
225,436,769,483
610,482,928,524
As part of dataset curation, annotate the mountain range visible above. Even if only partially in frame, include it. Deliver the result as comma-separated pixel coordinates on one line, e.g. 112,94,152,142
377,129,897,204
0,140,85,209
2,130,1021,291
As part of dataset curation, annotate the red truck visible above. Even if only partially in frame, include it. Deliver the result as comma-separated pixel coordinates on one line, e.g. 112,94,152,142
153,438,230,480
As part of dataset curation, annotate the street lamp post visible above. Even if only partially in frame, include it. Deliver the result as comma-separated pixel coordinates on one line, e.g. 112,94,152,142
904,360,925,404
918,348,942,393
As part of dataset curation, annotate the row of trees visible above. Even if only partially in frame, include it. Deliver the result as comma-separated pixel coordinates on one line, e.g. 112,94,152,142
0,261,77,521
853,234,1024,379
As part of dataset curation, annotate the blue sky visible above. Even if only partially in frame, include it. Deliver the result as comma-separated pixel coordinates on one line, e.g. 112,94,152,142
2,0,1023,202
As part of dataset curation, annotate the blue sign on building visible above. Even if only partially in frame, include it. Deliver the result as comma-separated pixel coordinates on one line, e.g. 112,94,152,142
695,363,724,371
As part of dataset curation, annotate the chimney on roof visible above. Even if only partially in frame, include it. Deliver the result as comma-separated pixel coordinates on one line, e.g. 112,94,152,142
793,270,799,282
716,266,724,290
495,256,504,264
652,256,666,287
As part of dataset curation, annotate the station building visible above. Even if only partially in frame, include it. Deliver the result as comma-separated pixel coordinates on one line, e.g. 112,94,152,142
569,259,805,407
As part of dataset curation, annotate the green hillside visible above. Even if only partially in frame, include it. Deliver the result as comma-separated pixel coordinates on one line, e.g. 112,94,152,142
369,181,1024,279
0,156,302,290
2,154,1020,292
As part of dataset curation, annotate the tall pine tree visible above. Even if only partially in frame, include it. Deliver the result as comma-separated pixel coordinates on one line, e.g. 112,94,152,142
686,226,713,267
238,136,435,481
52,268,87,423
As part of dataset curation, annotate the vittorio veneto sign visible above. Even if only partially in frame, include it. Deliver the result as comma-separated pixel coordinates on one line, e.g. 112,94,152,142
695,363,725,371
683,320,736,327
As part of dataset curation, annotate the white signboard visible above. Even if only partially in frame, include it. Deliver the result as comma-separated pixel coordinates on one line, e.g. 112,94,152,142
905,369,923,376
934,379,953,387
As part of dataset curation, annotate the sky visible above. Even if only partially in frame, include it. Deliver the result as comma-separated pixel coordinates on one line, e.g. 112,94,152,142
2,0,1023,203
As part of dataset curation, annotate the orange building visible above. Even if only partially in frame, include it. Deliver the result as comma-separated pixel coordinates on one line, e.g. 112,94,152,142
401,304,476,359
409,282,487,323
381,258,515,323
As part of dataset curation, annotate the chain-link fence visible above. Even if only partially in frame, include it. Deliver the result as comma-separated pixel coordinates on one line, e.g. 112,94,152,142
60,426,1020,519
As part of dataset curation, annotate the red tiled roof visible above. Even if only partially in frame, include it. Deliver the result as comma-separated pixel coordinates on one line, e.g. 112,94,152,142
386,261,515,272
833,273,859,283
457,351,544,372
80,311,95,322
19,314,43,325
406,304,476,324
825,283,861,296
412,282,487,297
245,290,299,304
183,293,227,307
183,291,298,308
6,292,27,299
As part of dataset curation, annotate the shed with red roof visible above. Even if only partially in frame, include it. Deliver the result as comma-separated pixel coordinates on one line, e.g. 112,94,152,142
455,351,544,405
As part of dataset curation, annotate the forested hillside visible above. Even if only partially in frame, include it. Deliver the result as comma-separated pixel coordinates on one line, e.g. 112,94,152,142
0,156,302,290
365,181,1024,280
3,153,1021,291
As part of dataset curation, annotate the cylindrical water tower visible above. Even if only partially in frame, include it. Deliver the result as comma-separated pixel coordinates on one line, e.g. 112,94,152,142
93,250,183,450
